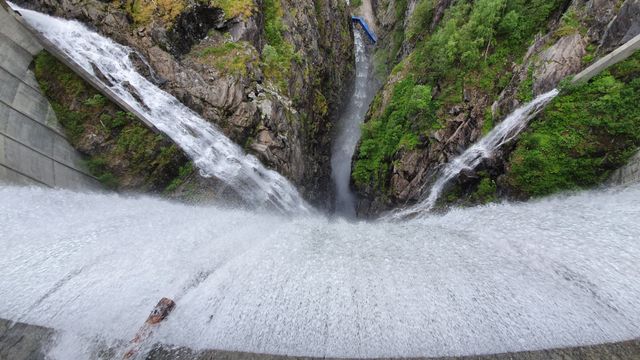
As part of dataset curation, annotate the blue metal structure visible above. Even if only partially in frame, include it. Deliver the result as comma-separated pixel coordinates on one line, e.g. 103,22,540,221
351,16,377,43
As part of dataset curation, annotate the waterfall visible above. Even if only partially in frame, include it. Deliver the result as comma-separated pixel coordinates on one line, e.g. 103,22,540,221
1,185,640,358
12,5,310,214
331,30,375,217
390,89,559,219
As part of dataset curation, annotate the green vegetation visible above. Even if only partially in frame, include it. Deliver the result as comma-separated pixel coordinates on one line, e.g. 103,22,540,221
373,0,409,78
34,53,88,143
552,9,584,39
83,94,107,108
210,0,255,19
126,0,186,25
353,79,438,189
86,157,118,188
164,162,195,192
517,66,535,102
355,0,565,191
33,51,188,191
506,53,640,197
124,0,255,25
411,0,563,85
194,41,257,76
261,0,299,93
471,174,497,203
406,0,433,42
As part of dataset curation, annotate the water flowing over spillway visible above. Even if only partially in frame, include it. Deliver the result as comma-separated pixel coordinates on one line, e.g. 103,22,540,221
1,185,640,359
390,89,559,219
331,30,375,216
11,5,309,214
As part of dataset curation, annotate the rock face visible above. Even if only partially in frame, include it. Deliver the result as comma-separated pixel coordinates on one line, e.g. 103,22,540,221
533,34,587,94
610,151,640,185
601,0,640,52
15,0,354,207
351,0,640,216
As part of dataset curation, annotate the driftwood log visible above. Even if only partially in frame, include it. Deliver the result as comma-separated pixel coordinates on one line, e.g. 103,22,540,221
123,298,175,359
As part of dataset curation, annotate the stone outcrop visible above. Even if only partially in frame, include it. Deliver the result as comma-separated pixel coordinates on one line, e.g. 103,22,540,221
14,0,355,207
601,0,640,52
533,33,587,94
610,151,640,185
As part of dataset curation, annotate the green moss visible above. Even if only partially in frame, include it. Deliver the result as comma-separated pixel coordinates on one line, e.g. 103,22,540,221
33,51,189,192
471,175,497,204
313,90,329,117
260,0,297,92
210,0,255,19
517,66,535,102
353,79,438,190
482,106,494,135
553,9,584,39
126,0,186,26
193,41,256,76
406,0,434,42
83,94,107,108
506,53,640,197
164,162,195,192
86,157,118,188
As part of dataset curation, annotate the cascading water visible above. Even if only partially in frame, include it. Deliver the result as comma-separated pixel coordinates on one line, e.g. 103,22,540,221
11,5,309,214
330,30,375,217
1,185,640,359
390,89,559,219
3,4,640,360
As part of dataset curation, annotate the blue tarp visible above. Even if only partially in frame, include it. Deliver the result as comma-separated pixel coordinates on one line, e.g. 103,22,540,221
351,16,377,43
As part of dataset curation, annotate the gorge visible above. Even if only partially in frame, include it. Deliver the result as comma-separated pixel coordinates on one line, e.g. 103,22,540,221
1,0,640,359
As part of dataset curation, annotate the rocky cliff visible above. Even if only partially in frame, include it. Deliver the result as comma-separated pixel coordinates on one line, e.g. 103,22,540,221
352,0,640,215
16,0,354,207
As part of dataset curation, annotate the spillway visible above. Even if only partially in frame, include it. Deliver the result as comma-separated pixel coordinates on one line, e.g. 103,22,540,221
331,30,376,217
1,185,639,358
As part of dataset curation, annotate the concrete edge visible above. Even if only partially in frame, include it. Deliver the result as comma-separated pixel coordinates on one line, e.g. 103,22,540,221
1,319,639,360
572,33,640,84
4,4,163,137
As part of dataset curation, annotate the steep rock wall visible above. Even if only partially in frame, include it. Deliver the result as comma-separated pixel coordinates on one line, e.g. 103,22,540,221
352,0,640,216
14,0,355,207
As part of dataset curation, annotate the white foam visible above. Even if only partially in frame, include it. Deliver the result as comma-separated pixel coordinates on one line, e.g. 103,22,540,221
1,185,639,358
331,30,375,217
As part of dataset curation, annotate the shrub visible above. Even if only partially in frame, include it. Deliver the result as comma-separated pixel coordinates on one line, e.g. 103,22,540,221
507,53,640,197
353,79,438,189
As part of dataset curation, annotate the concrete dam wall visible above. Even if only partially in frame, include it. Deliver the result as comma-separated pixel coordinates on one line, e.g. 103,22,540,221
0,3,100,189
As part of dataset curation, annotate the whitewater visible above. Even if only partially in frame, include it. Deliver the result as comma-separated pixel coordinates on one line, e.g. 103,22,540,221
331,30,376,217
1,185,640,358
9,4,309,214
